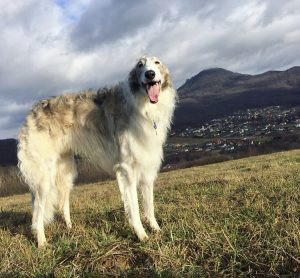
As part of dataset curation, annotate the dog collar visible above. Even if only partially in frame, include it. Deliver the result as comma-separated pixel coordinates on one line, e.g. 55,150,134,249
153,120,157,135
153,120,157,129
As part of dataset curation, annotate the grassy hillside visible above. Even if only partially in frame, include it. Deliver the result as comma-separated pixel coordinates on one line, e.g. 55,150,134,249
1,150,300,277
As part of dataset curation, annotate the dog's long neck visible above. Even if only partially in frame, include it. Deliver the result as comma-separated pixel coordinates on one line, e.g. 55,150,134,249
134,86,176,135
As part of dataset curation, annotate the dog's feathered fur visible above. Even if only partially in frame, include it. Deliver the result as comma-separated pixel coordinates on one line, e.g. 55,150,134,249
18,56,176,246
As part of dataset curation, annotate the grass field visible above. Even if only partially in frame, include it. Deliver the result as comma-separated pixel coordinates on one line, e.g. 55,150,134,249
1,150,300,277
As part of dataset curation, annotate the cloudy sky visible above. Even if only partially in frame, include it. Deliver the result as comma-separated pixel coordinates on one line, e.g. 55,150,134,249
0,0,300,139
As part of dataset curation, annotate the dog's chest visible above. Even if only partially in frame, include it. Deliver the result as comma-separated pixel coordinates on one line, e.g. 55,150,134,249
119,121,164,167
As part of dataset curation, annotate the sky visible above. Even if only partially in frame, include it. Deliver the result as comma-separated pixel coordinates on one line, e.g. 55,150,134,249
0,0,300,139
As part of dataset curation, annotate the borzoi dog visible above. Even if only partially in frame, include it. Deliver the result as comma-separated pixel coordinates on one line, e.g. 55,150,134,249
18,56,176,247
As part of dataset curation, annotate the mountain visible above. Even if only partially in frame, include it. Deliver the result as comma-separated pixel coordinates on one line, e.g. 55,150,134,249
174,66,300,128
0,139,18,166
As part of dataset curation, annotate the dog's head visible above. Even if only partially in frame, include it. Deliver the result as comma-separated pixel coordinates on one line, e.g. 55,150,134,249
129,56,171,104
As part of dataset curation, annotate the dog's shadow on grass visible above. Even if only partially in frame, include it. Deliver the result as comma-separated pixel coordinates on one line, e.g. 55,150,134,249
0,210,34,241
83,207,142,241
84,207,162,242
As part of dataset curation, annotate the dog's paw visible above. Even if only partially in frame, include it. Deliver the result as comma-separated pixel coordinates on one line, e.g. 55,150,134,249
151,225,161,232
66,221,72,229
37,239,48,248
136,229,149,241
139,233,149,241
149,218,161,232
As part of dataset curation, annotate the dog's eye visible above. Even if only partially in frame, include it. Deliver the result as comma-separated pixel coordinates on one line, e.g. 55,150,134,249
137,62,143,68
155,61,160,65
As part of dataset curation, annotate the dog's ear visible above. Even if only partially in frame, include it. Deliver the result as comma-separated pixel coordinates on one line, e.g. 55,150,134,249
128,67,140,92
161,64,172,89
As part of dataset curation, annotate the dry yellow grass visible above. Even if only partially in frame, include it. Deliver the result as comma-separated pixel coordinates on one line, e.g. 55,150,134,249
1,150,300,276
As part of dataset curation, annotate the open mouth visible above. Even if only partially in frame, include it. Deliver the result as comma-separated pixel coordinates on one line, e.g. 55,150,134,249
143,80,161,103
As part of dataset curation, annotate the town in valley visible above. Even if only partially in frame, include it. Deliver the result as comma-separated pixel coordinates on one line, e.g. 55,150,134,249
163,106,300,169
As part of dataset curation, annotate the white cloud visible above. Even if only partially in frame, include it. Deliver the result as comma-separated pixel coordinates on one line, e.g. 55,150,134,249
0,117,10,128
1,101,31,113
0,0,300,138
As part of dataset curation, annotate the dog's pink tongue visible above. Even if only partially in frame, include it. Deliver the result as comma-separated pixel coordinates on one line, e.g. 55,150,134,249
147,83,160,103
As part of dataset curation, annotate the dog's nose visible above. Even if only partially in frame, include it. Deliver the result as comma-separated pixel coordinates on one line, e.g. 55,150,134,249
145,70,155,80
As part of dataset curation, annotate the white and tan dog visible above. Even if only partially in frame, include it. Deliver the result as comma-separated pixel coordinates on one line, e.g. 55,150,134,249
18,56,176,247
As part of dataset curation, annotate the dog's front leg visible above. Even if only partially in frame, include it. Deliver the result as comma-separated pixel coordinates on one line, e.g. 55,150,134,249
115,163,148,241
140,170,161,232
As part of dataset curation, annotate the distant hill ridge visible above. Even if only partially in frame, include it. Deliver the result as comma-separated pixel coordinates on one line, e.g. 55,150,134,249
178,66,300,97
0,139,17,166
175,66,300,128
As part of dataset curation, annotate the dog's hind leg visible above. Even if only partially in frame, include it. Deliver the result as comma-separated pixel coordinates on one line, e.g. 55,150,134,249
31,159,58,247
32,184,49,247
56,155,77,229
115,163,148,241
140,170,161,232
